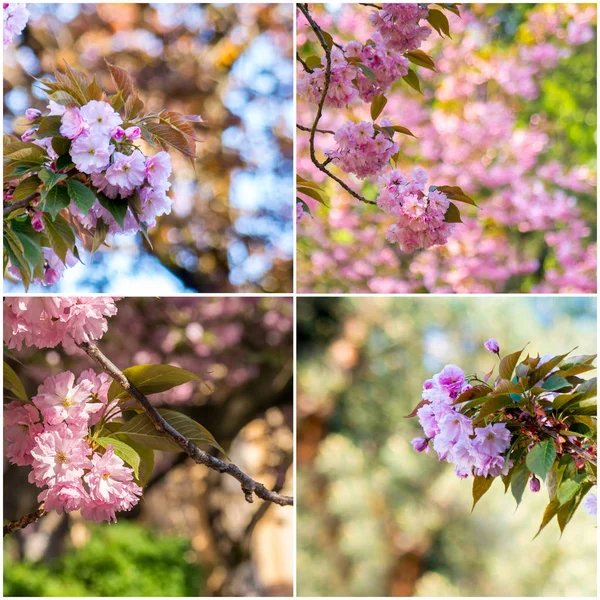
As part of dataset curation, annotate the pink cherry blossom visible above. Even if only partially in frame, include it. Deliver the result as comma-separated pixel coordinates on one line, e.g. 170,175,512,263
70,132,113,174
4,401,43,466
39,479,89,514
60,107,88,139
105,150,146,195
3,3,29,49
473,423,512,456
79,100,123,136
28,426,92,488
32,371,99,427
25,108,41,121
144,151,172,188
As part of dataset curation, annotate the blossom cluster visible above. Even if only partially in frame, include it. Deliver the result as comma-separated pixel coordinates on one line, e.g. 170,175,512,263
369,3,431,53
25,100,173,235
345,34,409,102
4,297,119,351
3,3,28,49
412,364,512,479
377,168,455,251
325,121,399,179
4,369,138,523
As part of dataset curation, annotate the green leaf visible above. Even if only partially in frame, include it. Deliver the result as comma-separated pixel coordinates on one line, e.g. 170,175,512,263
472,475,495,511
444,202,462,223
357,63,378,83
304,55,322,70
51,136,71,157
370,94,387,121
390,125,417,138
499,347,524,381
67,180,97,216
427,8,451,37
526,440,556,480
97,193,128,228
297,185,328,206
112,435,155,486
4,226,32,290
534,498,561,538
34,115,63,139
119,408,228,458
511,462,529,507
41,184,70,220
39,168,68,191
12,175,41,203
557,479,581,505
107,364,204,402
42,214,75,264
405,49,436,71
96,437,141,480
402,69,422,94
435,185,478,207
3,361,28,402
320,30,334,50
542,374,571,391
91,218,110,255
55,154,74,171
476,395,513,421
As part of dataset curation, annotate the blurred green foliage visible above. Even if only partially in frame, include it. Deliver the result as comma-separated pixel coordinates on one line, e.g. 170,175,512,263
297,297,597,597
3,522,204,596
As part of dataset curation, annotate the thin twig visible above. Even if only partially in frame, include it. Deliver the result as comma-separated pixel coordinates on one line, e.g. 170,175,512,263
76,341,293,507
296,52,314,74
297,4,376,206
4,504,47,536
296,123,335,135
3,192,38,217
359,3,382,9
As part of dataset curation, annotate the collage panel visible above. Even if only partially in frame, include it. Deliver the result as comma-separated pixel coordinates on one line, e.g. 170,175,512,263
297,295,597,597
4,3,294,293
296,3,597,294
4,296,294,597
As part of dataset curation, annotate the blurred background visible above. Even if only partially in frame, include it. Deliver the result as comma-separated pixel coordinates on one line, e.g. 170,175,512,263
297,296,597,596
297,3,597,293
4,296,293,597
4,3,293,293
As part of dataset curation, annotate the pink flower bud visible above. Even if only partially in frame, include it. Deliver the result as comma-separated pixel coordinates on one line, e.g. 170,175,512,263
110,126,125,141
44,267,61,285
125,126,141,141
529,475,541,493
25,108,42,121
21,128,36,142
31,211,45,232
411,437,429,453
484,338,500,354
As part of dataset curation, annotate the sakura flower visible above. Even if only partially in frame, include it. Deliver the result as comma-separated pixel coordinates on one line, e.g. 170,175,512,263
473,423,512,456
39,479,89,514
32,371,99,427
105,150,146,195
47,100,66,116
125,126,141,140
60,107,88,139
110,126,125,141
29,427,92,488
80,100,123,136
77,368,120,426
83,445,142,522
4,401,43,466
91,171,120,200
144,151,172,188
3,3,29,49
436,411,473,443
438,364,466,397
70,132,113,174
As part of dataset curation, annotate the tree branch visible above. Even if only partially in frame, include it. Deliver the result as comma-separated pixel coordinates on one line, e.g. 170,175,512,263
4,504,47,537
297,3,376,206
296,52,314,74
3,192,38,217
76,341,293,507
296,123,335,135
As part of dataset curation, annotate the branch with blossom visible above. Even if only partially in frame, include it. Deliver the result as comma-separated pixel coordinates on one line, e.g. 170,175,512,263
407,339,597,536
296,3,477,252
3,297,292,536
3,58,202,290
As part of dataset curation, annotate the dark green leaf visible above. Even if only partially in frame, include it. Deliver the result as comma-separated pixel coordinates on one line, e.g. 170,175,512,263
97,193,128,228
67,180,97,216
42,214,75,264
405,49,436,71
402,69,422,94
526,440,556,480
511,462,529,507
41,184,70,220
444,202,462,223
542,374,571,391
370,94,387,121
